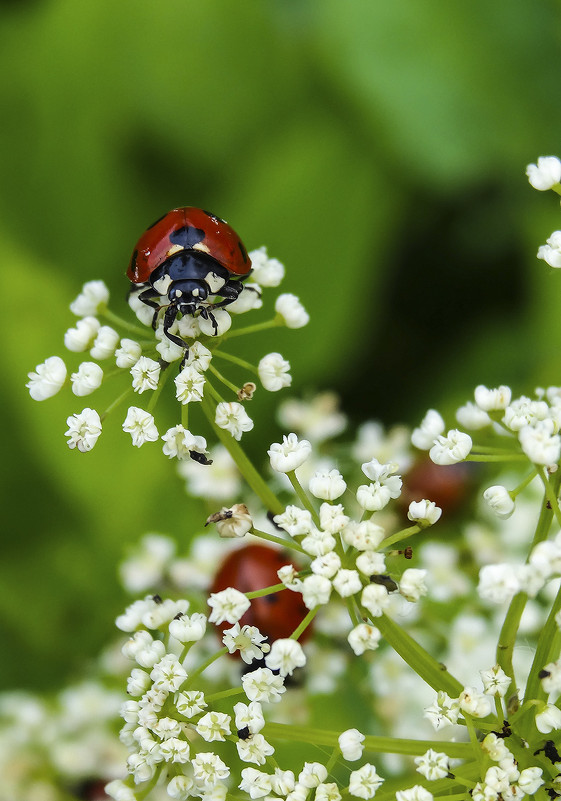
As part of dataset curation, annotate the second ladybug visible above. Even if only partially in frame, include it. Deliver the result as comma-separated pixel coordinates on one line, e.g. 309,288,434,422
128,207,252,350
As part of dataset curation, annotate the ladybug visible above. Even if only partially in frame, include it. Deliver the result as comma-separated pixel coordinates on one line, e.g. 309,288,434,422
128,207,252,350
210,544,312,650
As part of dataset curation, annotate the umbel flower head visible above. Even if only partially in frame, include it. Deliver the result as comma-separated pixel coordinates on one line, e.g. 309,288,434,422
26,213,308,460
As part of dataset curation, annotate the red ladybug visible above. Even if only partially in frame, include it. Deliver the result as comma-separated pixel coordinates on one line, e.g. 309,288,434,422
210,544,311,648
128,207,251,349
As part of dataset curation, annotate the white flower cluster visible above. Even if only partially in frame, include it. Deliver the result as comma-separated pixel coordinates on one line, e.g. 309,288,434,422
26,246,308,456
473,732,544,801
526,155,561,268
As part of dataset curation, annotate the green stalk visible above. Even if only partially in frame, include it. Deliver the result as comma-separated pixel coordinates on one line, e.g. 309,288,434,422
200,394,284,515
375,613,463,696
523,582,561,706
251,527,306,554
286,471,320,526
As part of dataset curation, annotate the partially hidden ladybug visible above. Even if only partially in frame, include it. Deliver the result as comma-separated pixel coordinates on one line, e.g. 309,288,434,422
128,207,252,350
210,544,312,652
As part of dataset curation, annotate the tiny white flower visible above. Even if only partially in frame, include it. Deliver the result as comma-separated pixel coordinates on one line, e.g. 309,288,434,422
65,408,102,452
478,563,520,604
414,749,449,781
122,406,159,447
215,401,254,440
228,282,263,314
249,246,285,286
278,564,303,590
519,420,561,465
540,658,561,695
355,551,386,577
311,551,341,578
424,691,460,730
155,335,184,363
150,654,187,692
430,429,472,465
458,686,492,718
126,668,152,697
198,309,232,337
455,401,491,430
411,409,445,450
175,363,206,404
396,786,433,801
271,768,296,796
301,574,332,609
361,583,390,617
348,764,384,799
241,666,286,703
167,775,196,799
503,396,548,431
339,728,365,761
407,499,442,527
70,280,110,316
196,711,232,742
239,768,272,799
268,433,312,473
518,767,544,794
301,528,336,556
183,341,212,371
162,424,209,461
474,384,512,412
176,690,207,718
319,502,349,534
223,623,270,664
343,520,385,551
105,779,137,801
70,361,103,396
526,156,561,190
27,355,67,400
535,702,561,733
90,325,120,359
358,459,402,510
332,569,363,598
265,638,306,676
169,612,207,643
115,338,142,368
258,352,292,391
483,485,515,519
234,701,265,735
347,623,382,655
236,733,275,765
192,752,230,787
208,587,251,625
482,733,511,762
209,503,253,538
480,665,511,697
279,392,346,443
315,783,342,801
299,762,328,788
130,356,161,393
274,505,315,536
275,293,310,328
64,316,100,351
399,568,428,602
309,469,347,500
538,230,561,268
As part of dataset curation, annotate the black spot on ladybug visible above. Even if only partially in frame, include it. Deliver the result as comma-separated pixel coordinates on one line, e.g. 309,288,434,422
202,209,227,224
238,240,249,263
237,726,250,740
169,225,206,249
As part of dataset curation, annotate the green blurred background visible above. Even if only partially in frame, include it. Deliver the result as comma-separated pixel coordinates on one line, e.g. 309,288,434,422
2,0,561,689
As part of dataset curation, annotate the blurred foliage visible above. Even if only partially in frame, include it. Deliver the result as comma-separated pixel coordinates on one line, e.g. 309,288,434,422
2,0,561,689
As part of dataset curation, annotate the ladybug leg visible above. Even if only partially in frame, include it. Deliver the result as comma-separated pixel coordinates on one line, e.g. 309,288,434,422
162,304,191,360
207,278,244,311
136,285,164,330
199,307,219,336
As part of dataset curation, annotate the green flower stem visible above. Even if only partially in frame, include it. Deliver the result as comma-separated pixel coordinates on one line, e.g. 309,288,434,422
290,607,318,640
524,581,561,707
181,400,189,430
382,524,421,549
205,686,245,703
221,317,282,341
250,526,306,554
101,308,149,337
345,597,362,628
375,613,463,696
136,765,164,799
200,394,284,515
463,714,483,770
208,362,242,396
147,366,172,413
246,582,286,599
324,746,341,774
264,722,473,758
496,591,528,696
204,379,226,405
511,469,539,498
101,387,134,419
537,466,561,527
185,646,229,686
212,349,258,374
286,471,320,527
466,454,528,463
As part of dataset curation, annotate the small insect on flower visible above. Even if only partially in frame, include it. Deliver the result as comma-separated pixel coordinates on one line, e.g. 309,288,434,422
127,207,252,357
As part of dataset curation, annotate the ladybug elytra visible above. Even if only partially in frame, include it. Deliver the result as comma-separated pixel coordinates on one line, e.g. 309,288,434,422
128,207,251,350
